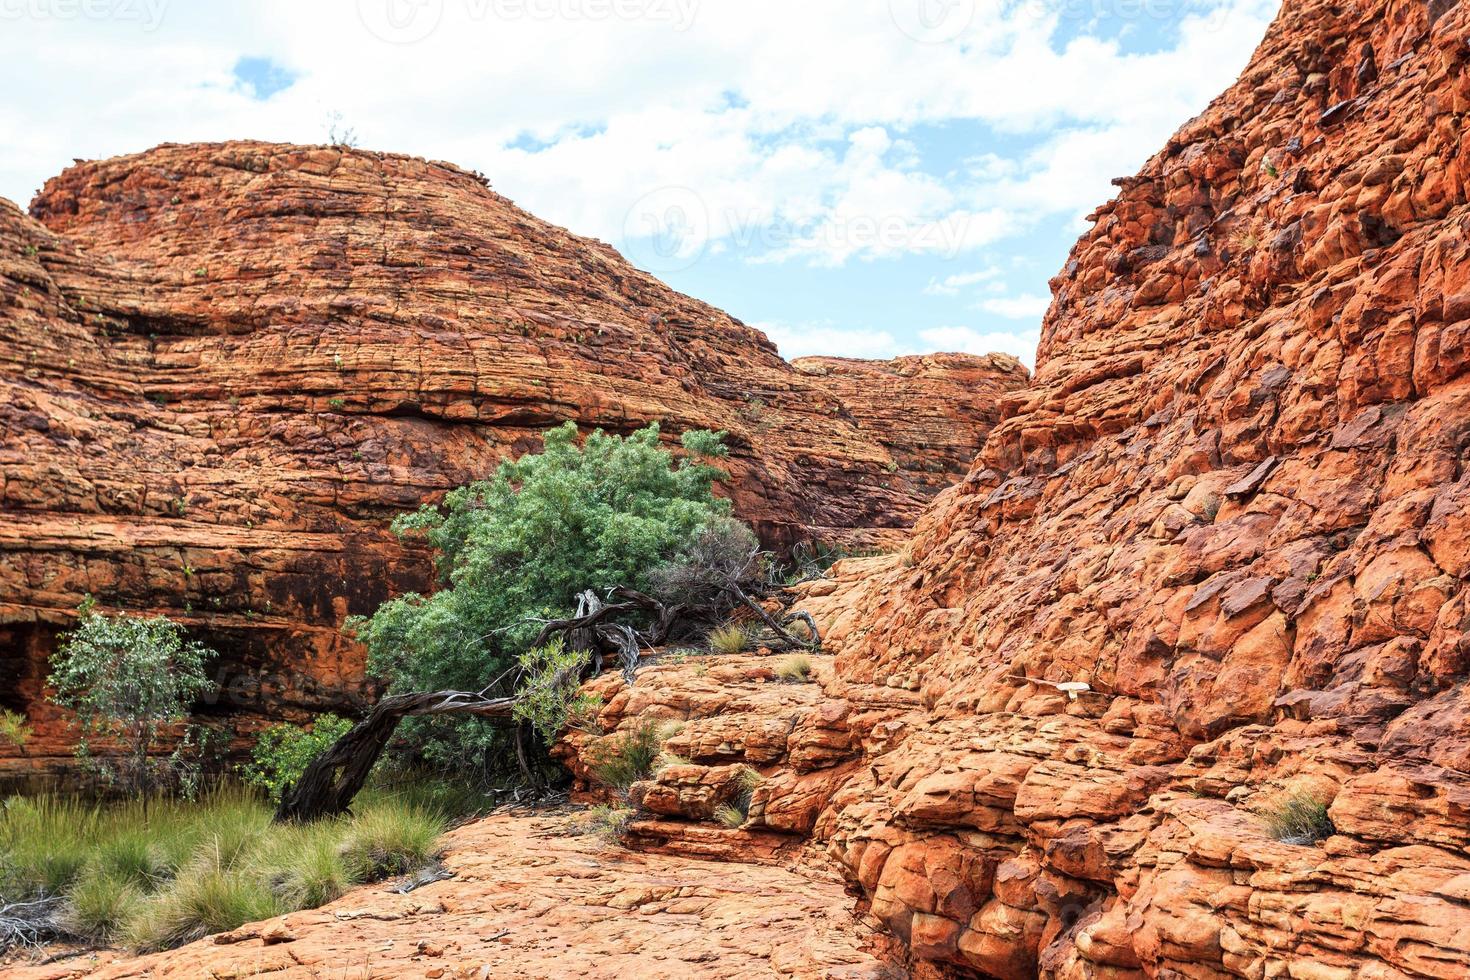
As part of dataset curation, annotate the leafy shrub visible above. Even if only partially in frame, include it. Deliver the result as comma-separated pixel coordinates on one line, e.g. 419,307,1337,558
1260,791,1335,846
708,624,748,655
243,714,355,803
511,640,601,746
586,721,662,793
348,422,732,771
47,601,215,796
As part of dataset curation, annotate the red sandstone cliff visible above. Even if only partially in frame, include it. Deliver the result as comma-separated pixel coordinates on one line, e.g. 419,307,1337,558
0,144,1026,784
9,0,1470,974
558,0,1470,975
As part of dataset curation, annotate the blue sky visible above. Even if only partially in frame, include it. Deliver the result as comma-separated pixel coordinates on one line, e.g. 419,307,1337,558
0,0,1278,366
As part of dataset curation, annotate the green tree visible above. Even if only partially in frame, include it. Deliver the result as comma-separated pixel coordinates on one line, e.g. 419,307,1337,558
243,714,356,803
348,422,730,771
48,601,216,798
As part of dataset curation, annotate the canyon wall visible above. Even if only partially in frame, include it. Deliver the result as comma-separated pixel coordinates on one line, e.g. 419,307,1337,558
0,144,1026,783
564,0,1470,975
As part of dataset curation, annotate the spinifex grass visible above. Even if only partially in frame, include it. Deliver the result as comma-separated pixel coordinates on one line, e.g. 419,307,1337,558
0,782,450,953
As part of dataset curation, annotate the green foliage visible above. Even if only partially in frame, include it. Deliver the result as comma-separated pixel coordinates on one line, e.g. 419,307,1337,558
0,710,32,750
774,653,812,683
337,801,445,880
512,640,602,745
125,850,280,952
708,624,749,655
576,804,633,842
586,721,663,794
0,783,451,953
243,714,355,803
61,871,141,943
48,601,215,795
712,804,746,829
348,422,730,772
1260,791,1335,845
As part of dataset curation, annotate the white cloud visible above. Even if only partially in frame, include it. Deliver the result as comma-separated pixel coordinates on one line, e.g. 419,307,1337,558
924,267,1003,296
756,321,899,360
0,0,1275,363
0,0,1275,262
975,293,1050,319
919,325,1042,366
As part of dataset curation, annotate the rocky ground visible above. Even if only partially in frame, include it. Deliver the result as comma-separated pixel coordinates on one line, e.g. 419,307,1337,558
3,806,894,980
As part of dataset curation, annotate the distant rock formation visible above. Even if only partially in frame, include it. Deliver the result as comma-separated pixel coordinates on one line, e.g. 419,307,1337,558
0,142,1027,785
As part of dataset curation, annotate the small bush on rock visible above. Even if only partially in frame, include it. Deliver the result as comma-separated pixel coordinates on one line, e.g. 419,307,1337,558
708,624,749,656
586,721,663,793
775,653,812,683
1260,791,1335,845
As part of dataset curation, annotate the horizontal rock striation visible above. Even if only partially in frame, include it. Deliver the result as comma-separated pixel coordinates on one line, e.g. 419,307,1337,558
0,143,1026,785
563,0,1470,976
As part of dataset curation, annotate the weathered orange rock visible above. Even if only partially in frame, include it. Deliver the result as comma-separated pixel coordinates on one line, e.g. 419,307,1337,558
558,0,1470,975
2,810,895,980
0,143,1025,784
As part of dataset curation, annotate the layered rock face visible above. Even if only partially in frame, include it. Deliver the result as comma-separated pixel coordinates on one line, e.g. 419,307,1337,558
0,143,1026,783
565,0,1470,975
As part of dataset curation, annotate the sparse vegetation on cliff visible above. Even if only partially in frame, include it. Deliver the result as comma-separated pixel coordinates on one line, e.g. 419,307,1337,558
585,721,663,793
1260,791,1336,846
774,653,812,683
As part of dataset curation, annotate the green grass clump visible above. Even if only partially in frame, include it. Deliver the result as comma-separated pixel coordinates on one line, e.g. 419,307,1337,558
0,782,451,954
712,804,746,829
61,871,141,943
774,653,812,683
576,805,633,843
1260,791,1335,846
708,624,749,656
713,767,763,830
338,802,445,880
586,721,663,793
251,821,361,910
125,849,280,952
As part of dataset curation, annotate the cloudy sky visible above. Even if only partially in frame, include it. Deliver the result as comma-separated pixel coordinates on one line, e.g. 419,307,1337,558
0,0,1278,365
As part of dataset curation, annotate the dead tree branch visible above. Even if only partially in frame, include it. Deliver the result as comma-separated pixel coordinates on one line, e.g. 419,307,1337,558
274,690,515,823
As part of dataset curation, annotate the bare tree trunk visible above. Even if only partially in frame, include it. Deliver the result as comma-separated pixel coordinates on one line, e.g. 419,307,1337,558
274,691,515,823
